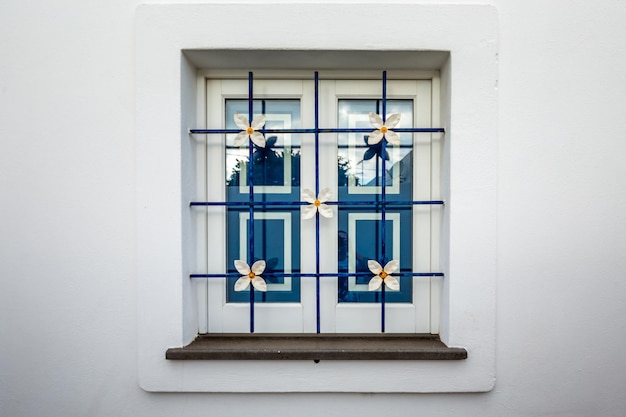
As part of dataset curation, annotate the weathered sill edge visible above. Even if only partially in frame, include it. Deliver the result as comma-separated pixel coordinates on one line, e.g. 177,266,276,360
166,334,467,360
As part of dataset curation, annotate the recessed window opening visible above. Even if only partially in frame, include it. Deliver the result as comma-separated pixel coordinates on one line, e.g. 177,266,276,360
189,70,445,335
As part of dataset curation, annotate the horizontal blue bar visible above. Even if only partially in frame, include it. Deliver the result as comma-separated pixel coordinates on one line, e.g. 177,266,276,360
190,200,444,207
191,201,308,207
326,200,445,206
189,127,444,134
190,272,444,278
224,144,419,149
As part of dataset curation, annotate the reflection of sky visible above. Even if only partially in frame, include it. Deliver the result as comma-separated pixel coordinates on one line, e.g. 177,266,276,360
338,100,413,187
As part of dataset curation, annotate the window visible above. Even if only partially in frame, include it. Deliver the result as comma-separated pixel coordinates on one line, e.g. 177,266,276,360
136,2,497,392
189,72,444,335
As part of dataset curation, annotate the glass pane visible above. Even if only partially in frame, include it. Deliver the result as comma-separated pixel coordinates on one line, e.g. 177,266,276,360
337,99,413,303
225,100,301,192
225,99,301,303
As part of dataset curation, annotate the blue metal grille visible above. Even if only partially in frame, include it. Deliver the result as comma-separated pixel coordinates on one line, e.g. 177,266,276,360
190,71,445,333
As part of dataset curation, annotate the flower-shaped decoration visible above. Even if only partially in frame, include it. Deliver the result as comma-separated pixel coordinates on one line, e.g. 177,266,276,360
302,188,333,219
234,260,267,292
367,260,400,291
367,112,401,146
233,113,266,148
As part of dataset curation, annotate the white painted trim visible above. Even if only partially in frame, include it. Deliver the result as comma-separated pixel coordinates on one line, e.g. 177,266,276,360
136,2,497,393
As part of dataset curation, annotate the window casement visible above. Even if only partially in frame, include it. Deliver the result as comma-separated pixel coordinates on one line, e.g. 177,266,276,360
166,70,465,359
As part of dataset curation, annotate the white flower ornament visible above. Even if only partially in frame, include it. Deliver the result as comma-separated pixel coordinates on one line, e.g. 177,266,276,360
367,260,400,291
302,188,333,219
233,113,266,147
234,260,267,292
367,112,401,146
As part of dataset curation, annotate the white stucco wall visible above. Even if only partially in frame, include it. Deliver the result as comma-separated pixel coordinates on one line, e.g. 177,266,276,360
1,0,625,415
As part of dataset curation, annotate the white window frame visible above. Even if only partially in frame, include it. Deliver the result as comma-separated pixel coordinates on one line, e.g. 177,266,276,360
197,75,440,334
202,78,313,333
323,78,439,334
136,3,497,393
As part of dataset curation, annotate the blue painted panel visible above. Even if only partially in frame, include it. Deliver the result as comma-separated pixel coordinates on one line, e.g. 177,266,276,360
338,211,412,303
227,211,301,303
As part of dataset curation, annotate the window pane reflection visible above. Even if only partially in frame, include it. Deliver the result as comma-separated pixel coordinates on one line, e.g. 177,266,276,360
337,99,413,303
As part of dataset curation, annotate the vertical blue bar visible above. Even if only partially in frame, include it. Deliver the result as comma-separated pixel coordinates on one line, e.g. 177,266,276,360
382,71,387,121
314,71,321,333
380,71,387,333
315,72,320,196
381,285,386,333
248,71,255,333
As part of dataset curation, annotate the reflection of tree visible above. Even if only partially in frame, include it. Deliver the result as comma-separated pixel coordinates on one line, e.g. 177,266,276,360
227,136,296,187
226,136,357,187
338,155,358,187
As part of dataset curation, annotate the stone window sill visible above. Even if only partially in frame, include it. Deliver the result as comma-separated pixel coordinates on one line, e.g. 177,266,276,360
166,334,467,361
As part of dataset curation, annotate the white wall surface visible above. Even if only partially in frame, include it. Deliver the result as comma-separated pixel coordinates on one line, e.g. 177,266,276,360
1,0,625,415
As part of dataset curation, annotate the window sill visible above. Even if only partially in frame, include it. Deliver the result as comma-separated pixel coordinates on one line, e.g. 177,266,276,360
166,334,467,361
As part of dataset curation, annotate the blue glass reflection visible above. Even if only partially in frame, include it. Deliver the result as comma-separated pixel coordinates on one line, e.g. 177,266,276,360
337,99,414,303
225,99,301,303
